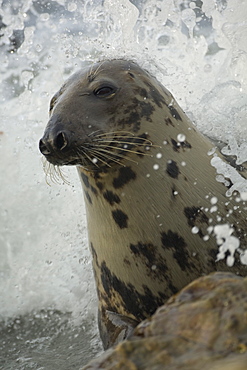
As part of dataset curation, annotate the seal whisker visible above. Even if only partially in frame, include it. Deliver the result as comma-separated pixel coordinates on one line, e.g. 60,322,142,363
43,160,54,186
42,158,70,185
88,62,94,77
83,148,113,168
97,138,161,150
88,60,106,82
55,166,70,185
89,130,136,138
91,146,139,165
92,139,152,146
76,146,124,169
92,143,153,157
42,159,55,185
89,131,156,148
93,60,106,77
87,129,105,138
89,131,151,142
86,146,127,167
76,147,100,168
87,61,97,80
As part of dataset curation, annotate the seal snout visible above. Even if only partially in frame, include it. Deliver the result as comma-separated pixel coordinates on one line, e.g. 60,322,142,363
39,129,72,167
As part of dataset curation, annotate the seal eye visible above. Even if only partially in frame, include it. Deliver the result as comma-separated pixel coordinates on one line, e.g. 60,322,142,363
94,86,115,98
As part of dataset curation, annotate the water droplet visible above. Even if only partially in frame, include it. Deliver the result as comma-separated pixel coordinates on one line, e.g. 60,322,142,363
207,147,216,156
40,13,50,22
210,196,218,205
191,226,199,234
35,44,42,52
204,64,212,73
207,226,214,234
241,192,247,201
67,2,77,11
177,133,186,142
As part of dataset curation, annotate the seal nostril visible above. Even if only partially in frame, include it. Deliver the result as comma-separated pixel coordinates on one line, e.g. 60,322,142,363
39,139,51,155
55,132,68,151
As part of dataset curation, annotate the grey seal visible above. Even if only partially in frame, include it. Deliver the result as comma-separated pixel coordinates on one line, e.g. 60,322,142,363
39,59,247,349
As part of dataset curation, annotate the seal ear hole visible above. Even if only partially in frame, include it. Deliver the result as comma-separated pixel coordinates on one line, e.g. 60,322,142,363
49,96,56,113
128,72,135,78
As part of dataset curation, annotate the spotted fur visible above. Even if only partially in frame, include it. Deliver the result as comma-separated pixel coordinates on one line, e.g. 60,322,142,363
166,160,180,178
39,59,247,349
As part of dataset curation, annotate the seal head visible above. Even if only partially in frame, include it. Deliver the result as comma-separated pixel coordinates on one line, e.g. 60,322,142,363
39,60,158,170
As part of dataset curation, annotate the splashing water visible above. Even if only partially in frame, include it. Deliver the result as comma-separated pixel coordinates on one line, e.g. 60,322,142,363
0,0,247,368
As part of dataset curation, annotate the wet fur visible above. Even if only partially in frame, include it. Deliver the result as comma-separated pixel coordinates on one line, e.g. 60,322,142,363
40,59,247,348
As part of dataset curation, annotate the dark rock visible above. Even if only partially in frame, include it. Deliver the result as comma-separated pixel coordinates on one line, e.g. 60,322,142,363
82,272,247,369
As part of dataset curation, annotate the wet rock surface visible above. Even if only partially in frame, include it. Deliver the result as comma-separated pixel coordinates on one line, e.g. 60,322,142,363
82,272,247,369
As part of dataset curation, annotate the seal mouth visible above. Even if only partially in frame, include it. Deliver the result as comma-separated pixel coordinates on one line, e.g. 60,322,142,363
42,154,83,167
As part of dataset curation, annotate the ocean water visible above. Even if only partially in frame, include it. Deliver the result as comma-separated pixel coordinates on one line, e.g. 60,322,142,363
0,0,247,368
